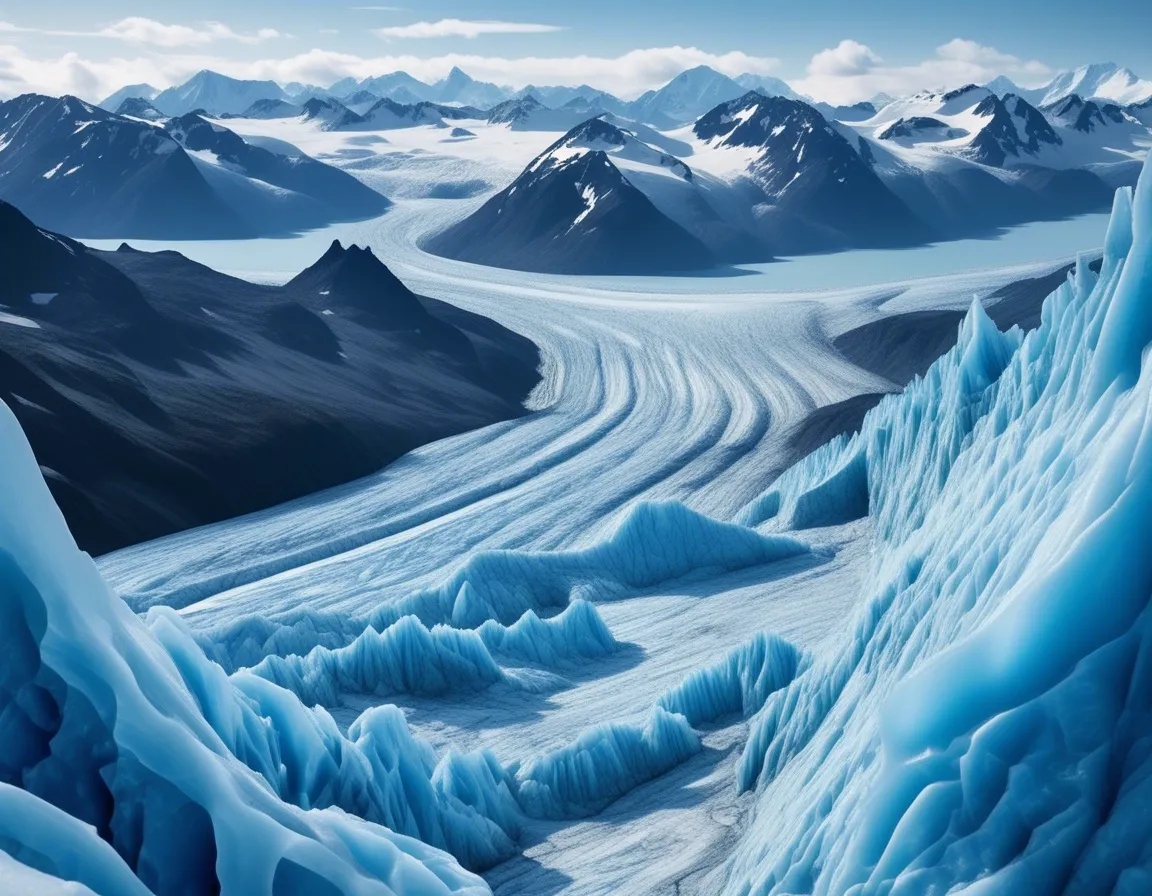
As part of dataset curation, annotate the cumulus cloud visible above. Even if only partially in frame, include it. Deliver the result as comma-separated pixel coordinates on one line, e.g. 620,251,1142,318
0,17,284,48
375,19,563,39
0,44,781,102
794,38,1051,104
808,40,881,77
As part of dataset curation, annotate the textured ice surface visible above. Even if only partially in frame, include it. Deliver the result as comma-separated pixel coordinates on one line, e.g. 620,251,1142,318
714,157,1152,894
200,499,809,673
658,632,805,727
0,398,509,891
513,707,701,820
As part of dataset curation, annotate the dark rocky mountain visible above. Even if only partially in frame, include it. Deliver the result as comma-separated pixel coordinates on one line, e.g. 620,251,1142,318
114,97,166,121
486,96,588,130
357,98,483,129
427,119,715,274
966,92,1062,166
1043,94,1131,132
163,112,389,229
0,201,540,554
0,94,251,238
239,98,303,119
878,116,961,140
300,97,365,130
695,92,927,252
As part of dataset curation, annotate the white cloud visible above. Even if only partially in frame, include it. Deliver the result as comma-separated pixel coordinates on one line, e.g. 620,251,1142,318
0,17,284,48
808,40,881,77
374,19,563,40
0,44,780,102
794,38,1052,104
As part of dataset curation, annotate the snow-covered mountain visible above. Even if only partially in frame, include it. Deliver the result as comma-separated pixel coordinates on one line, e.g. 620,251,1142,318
863,83,1151,170
163,111,388,230
431,66,509,108
734,72,801,100
486,95,591,131
1036,62,1152,106
358,71,438,103
427,117,716,274
339,89,384,115
356,98,482,130
97,82,158,112
0,94,250,238
691,92,927,252
299,97,365,130
625,65,750,127
513,83,625,113
989,63,1152,108
152,70,288,117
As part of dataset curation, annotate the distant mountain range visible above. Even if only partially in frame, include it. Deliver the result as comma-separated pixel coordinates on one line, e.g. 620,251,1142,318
0,200,539,553
431,85,1149,273
986,62,1152,108
97,61,1152,128
0,94,389,238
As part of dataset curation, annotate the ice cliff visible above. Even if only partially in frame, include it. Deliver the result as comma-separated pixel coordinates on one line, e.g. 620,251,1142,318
717,157,1152,894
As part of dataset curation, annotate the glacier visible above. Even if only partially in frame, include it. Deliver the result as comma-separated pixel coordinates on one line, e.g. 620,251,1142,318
3,143,1152,896
710,158,1152,894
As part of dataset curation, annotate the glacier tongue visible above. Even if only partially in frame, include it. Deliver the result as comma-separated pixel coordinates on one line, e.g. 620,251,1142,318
717,159,1152,894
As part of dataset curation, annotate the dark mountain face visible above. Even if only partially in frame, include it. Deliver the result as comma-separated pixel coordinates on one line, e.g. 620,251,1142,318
427,127,715,275
241,98,303,119
0,94,251,239
300,97,365,129
968,93,1062,166
1044,94,1130,132
879,116,952,139
114,97,165,120
695,93,927,252
0,201,540,555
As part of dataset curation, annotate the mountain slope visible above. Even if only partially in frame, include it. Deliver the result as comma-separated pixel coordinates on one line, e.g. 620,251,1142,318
0,200,539,553
693,92,928,252
153,70,288,116
98,82,158,111
427,118,715,274
0,94,251,238
626,65,750,127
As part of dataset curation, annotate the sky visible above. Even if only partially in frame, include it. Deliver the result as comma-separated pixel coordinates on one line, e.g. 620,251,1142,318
0,1,1149,104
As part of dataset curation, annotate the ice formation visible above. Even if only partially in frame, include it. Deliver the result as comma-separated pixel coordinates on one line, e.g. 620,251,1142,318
512,707,701,819
202,499,809,672
0,397,521,890
714,157,1152,894
246,599,617,707
658,632,805,727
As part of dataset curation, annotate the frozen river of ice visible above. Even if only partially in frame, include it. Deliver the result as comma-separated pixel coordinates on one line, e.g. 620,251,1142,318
93,198,1106,895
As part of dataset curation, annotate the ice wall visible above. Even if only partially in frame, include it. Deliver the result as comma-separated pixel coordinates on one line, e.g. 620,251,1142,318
512,707,701,819
658,632,804,727
717,158,1152,894
0,395,511,892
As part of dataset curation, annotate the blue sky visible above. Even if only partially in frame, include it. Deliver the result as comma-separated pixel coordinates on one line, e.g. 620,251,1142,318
1,1,1149,102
